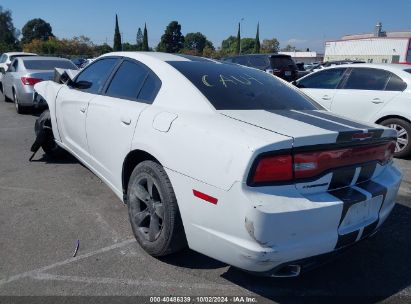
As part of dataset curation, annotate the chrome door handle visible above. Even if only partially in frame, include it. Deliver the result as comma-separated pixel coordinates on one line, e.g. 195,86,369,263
80,106,86,113
121,117,131,125
371,98,383,104
322,95,332,101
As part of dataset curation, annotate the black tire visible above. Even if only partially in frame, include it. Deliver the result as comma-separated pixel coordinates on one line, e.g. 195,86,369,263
34,110,60,156
0,83,5,102
380,118,411,158
127,160,187,256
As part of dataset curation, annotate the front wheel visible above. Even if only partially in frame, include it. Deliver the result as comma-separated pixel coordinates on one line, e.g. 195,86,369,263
380,118,411,158
34,110,60,156
127,160,187,256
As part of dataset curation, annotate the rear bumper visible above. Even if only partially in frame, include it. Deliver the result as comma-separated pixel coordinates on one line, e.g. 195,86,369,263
166,162,402,276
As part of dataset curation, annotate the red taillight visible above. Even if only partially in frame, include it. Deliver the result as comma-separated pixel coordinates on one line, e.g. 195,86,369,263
250,141,395,185
252,155,293,183
21,77,43,86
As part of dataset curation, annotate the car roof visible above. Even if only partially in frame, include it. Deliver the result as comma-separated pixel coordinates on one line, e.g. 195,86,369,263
20,56,71,62
317,63,411,73
5,52,37,57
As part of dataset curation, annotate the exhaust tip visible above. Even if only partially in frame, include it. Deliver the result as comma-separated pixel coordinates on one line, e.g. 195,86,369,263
271,264,301,278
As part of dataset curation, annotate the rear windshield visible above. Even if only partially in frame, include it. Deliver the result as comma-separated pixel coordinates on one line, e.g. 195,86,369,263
23,59,77,70
270,56,297,70
168,61,320,110
404,69,411,74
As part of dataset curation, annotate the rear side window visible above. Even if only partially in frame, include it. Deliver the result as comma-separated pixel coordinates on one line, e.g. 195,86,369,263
343,68,390,90
385,73,407,91
297,68,346,89
75,58,119,94
23,60,77,70
106,61,148,100
138,73,161,102
168,61,320,110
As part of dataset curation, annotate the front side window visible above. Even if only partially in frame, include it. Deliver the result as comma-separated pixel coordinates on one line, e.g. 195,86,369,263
75,58,119,94
343,68,390,91
168,61,320,110
297,68,346,89
106,60,148,101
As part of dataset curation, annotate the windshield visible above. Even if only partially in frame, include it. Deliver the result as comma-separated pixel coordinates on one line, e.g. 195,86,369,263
23,59,78,71
168,61,320,110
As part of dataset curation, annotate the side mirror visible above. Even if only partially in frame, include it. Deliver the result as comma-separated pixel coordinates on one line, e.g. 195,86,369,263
73,80,92,90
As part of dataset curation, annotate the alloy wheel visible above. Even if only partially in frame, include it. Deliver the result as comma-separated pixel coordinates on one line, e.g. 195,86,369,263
389,123,408,153
129,176,165,242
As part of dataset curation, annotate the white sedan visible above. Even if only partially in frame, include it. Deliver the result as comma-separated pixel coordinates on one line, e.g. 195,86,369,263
296,63,411,157
31,52,402,277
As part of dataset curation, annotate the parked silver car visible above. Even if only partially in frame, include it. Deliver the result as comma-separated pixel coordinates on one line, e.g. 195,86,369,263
0,56,78,113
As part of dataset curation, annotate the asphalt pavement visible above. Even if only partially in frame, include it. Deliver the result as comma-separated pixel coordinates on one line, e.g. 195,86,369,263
0,99,410,303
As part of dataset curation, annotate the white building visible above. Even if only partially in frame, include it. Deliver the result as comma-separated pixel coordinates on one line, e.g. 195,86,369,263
324,23,411,64
279,51,323,64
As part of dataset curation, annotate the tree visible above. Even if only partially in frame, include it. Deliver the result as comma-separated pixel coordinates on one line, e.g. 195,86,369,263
136,27,143,50
142,23,149,51
157,21,184,53
261,38,280,53
0,6,19,52
281,44,297,52
184,32,209,54
254,23,260,53
240,38,255,54
236,23,241,55
113,14,122,51
94,43,113,56
220,36,237,56
21,18,54,44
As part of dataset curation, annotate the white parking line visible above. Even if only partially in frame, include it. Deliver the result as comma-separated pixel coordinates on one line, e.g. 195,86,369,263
0,239,135,287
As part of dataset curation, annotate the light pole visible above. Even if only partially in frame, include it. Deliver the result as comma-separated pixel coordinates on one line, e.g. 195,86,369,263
239,18,244,54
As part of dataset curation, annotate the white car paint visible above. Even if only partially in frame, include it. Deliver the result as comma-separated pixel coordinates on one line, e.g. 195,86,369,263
299,63,411,126
33,52,402,275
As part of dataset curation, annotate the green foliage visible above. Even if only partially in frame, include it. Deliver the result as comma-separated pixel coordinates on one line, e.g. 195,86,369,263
94,43,113,55
0,6,19,52
261,38,280,53
236,23,241,55
142,23,149,51
157,21,184,53
184,32,213,55
254,23,260,53
220,35,237,56
240,38,255,54
21,18,54,44
122,42,139,51
113,14,122,51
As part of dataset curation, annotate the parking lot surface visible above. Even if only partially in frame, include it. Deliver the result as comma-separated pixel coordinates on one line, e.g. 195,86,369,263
0,100,410,303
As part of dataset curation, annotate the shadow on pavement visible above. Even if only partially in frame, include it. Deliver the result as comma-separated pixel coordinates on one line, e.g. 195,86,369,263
30,149,79,164
220,200,411,303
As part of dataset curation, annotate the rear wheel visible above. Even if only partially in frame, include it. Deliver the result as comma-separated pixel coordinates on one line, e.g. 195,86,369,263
127,160,187,256
13,90,25,114
380,118,411,158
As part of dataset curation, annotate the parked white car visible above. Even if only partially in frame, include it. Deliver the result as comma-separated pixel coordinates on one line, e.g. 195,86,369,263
296,64,411,157
31,52,402,277
0,52,37,74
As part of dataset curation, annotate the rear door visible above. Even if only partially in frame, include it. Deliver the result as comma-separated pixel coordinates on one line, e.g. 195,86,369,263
56,57,120,160
86,59,161,191
331,68,403,122
297,68,347,109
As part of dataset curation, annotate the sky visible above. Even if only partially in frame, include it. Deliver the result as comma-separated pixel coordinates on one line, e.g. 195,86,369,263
2,0,411,52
